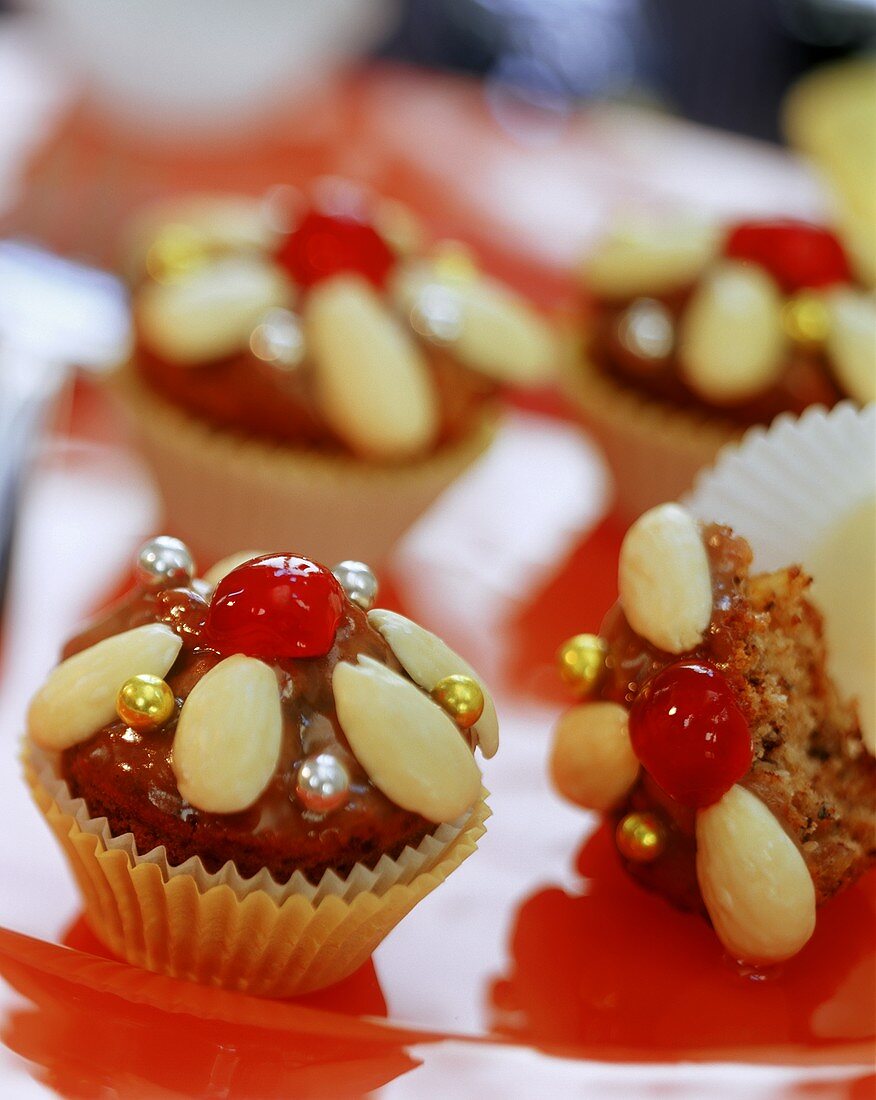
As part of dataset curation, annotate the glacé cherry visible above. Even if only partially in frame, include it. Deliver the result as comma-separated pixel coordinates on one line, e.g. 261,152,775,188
628,660,753,809
205,554,345,659
723,219,851,293
276,208,395,290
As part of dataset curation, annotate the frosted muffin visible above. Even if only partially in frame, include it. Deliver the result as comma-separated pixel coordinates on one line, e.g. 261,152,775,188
25,536,497,995
117,182,556,563
551,502,874,964
564,214,875,518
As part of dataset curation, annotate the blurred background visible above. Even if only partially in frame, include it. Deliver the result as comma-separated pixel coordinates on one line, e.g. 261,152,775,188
0,0,874,272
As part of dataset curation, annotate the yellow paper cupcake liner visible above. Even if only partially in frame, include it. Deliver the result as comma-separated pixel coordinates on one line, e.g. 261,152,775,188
559,330,741,520
109,365,499,566
25,753,490,998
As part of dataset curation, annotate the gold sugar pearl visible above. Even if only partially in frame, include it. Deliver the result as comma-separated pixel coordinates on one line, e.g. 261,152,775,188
782,292,831,346
616,811,667,863
146,224,209,284
117,674,176,732
556,633,608,697
431,674,485,729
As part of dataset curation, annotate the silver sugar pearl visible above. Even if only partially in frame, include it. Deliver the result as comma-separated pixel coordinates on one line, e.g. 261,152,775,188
618,298,674,362
295,753,350,813
250,307,305,369
135,536,195,589
331,560,379,611
409,284,464,345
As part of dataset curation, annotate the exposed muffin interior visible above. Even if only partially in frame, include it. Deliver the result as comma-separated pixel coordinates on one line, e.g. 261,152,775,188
600,523,875,911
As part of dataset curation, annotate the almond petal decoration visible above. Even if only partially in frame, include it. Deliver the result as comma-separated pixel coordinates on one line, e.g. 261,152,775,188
27,624,182,750
333,656,481,823
618,503,712,654
172,654,282,814
367,609,499,758
452,278,555,385
201,550,266,590
825,287,876,405
137,257,292,365
583,218,719,298
696,784,816,963
679,260,785,403
128,194,278,274
550,702,638,811
305,274,440,461
394,263,554,385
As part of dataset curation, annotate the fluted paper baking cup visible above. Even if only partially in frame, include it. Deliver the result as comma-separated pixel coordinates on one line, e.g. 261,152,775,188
685,402,875,570
109,365,498,567
686,402,876,753
25,745,490,997
559,333,739,521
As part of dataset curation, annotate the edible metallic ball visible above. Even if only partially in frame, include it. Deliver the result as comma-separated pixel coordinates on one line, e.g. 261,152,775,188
431,674,484,729
116,674,176,732
617,298,674,362
136,536,196,589
616,811,666,863
331,560,379,611
782,292,831,345
295,753,350,813
557,634,608,697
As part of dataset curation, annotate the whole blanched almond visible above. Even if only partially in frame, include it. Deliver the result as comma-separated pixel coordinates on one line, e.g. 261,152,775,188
172,655,282,814
367,609,498,758
127,195,277,274
305,275,439,461
679,261,785,402
584,218,719,298
333,656,481,822
28,624,182,750
550,702,638,811
696,784,816,963
201,550,265,590
137,257,291,365
393,263,554,384
618,503,712,654
825,287,876,404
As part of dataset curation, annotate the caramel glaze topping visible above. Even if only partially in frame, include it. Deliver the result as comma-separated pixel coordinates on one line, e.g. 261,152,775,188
587,288,844,426
137,341,497,453
58,587,435,884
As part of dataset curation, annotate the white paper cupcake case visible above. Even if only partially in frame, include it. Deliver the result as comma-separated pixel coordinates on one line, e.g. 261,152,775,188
685,402,875,571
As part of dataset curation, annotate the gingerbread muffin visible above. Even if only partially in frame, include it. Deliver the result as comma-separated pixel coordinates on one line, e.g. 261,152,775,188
25,537,496,995
563,214,875,517
551,502,875,964
116,182,556,563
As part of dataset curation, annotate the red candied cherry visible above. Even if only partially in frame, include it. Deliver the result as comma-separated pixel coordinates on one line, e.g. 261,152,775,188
628,661,753,809
275,207,395,290
205,554,345,659
723,219,852,293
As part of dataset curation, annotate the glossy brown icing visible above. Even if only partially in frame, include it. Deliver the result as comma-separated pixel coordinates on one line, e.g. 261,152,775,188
59,587,436,884
587,290,844,427
136,333,497,453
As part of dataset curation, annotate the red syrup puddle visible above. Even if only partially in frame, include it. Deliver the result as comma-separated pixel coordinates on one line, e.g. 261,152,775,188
490,825,876,1062
0,918,423,1099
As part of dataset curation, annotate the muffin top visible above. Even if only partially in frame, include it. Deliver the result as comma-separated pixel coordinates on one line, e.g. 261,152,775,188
579,216,875,425
26,537,498,884
551,502,875,964
128,181,556,462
